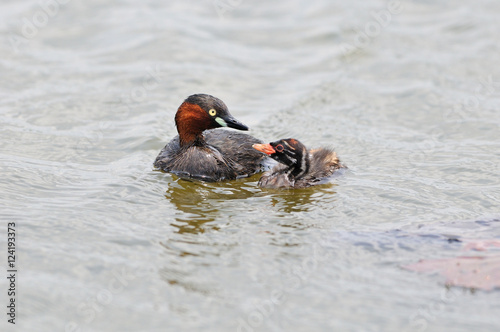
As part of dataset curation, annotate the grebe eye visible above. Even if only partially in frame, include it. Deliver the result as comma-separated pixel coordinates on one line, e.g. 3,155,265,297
276,144,284,152
209,109,217,116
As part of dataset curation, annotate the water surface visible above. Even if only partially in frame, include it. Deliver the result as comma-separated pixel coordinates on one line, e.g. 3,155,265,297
1,0,500,331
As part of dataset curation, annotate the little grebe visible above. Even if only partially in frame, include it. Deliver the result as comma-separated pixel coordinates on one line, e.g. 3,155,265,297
252,138,344,188
154,94,265,181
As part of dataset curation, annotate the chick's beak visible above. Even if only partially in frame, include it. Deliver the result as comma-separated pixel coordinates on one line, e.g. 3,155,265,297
252,143,276,155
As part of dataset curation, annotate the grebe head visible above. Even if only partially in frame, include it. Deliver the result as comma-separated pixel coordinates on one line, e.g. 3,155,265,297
253,138,310,179
175,94,248,146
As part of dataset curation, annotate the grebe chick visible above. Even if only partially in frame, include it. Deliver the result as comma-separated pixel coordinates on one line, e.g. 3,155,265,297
252,138,344,188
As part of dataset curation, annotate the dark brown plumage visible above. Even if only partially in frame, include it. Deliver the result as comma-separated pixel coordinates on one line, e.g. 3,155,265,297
253,138,345,189
154,94,266,181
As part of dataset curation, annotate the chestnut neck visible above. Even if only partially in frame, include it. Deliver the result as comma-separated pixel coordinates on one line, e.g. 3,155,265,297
175,102,213,147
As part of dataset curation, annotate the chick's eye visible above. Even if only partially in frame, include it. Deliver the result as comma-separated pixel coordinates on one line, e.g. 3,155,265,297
276,144,284,152
209,109,217,116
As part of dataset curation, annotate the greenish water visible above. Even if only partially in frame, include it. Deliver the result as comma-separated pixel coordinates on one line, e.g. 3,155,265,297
1,0,499,331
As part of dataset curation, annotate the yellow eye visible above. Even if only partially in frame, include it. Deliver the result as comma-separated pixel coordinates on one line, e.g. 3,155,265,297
209,109,217,116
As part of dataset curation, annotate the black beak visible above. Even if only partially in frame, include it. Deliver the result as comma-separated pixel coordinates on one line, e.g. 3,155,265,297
223,114,249,131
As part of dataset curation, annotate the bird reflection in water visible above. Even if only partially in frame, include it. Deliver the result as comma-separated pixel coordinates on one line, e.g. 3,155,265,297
265,183,337,214
163,174,261,234
163,173,338,232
